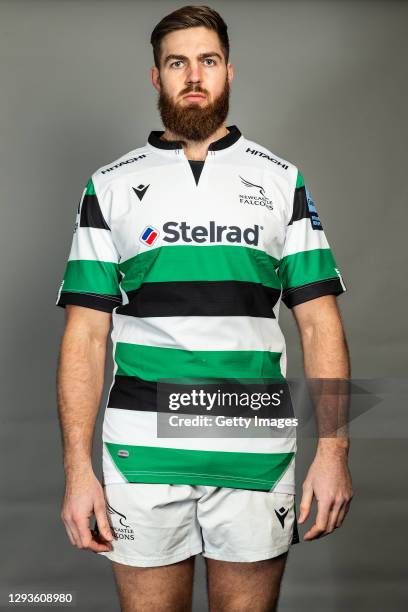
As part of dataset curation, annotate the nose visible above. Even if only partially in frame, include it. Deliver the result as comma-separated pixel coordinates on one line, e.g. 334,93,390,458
185,62,202,88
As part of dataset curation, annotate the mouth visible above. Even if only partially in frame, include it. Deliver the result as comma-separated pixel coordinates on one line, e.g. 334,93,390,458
183,93,206,101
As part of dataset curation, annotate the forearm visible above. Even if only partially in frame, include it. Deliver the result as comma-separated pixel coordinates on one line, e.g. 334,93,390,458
56,323,107,476
300,310,351,455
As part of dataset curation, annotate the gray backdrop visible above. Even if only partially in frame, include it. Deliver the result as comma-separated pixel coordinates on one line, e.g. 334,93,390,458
1,0,407,610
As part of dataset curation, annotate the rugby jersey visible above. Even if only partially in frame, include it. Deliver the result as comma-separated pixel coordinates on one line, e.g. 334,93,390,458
55,124,346,493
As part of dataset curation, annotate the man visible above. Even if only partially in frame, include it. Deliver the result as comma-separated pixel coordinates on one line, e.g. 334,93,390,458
56,5,353,611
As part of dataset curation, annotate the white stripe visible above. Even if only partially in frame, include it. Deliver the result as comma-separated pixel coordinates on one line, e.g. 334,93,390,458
69,226,119,263
283,217,330,257
111,313,285,354
103,409,296,453
103,444,127,483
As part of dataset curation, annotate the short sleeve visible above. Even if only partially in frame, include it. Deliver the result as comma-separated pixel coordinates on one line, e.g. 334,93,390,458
278,169,347,308
55,177,122,313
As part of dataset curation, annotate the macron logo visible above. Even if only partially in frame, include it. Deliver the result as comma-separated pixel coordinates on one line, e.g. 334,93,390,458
133,183,150,201
140,225,159,246
274,506,289,529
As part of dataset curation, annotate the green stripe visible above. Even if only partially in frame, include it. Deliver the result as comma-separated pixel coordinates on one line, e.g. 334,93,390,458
61,260,121,296
85,178,96,196
278,248,337,290
296,170,305,188
119,245,281,293
105,442,294,491
115,343,283,380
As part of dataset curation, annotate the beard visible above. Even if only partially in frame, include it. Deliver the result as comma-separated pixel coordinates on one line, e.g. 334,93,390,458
157,76,230,143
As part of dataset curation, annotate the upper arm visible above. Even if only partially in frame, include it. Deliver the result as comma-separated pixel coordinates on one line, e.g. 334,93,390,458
291,294,343,336
64,304,112,344
277,168,347,309
55,176,122,316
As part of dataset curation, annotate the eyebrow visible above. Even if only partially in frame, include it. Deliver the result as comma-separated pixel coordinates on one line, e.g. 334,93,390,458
163,51,223,66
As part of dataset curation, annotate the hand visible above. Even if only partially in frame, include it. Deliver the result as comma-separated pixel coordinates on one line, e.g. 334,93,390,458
298,447,353,540
61,466,114,553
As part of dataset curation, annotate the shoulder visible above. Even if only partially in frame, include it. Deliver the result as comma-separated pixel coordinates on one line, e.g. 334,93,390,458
90,144,151,193
240,135,299,187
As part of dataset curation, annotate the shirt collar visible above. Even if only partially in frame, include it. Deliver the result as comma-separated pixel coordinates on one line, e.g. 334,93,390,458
147,124,242,153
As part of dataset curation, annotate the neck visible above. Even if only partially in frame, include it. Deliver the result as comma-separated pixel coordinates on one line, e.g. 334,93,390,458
160,124,229,161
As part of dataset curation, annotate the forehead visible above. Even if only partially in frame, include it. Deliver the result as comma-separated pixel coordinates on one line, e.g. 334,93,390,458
160,26,222,57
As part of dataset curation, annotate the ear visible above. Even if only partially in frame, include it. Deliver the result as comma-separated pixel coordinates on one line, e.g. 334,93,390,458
227,62,234,85
150,66,161,93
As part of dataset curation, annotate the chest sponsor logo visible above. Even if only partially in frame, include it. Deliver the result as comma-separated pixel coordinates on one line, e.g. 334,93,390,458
133,183,150,201
140,225,159,246
162,220,262,246
239,176,274,211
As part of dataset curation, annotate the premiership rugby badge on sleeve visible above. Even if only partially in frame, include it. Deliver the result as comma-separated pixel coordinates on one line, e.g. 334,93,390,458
305,187,323,230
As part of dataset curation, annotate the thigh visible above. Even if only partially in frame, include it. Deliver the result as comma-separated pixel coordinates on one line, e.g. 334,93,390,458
111,556,196,612
206,552,289,612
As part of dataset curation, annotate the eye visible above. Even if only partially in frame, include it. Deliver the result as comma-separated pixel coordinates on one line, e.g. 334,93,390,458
204,58,216,66
170,60,184,68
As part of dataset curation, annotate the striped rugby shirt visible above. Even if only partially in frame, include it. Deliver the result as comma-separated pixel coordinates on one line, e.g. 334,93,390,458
56,124,346,493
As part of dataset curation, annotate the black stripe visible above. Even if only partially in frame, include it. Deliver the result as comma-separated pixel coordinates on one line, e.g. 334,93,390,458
108,375,293,418
288,186,308,224
80,194,110,230
288,185,323,230
282,277,345,308
108,375,158,411
116,280,281,318
208,125,241,150
291,496,300,545
147,125,241,151
147,131,181,149
57,291,121,313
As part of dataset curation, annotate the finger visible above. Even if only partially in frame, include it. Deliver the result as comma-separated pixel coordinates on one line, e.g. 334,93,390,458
94,505,114,542
298,485,313,523
87,529,114,553
67,516,110,552
303,499,332,540
73,515,93,549
63,520,77,547
336,499,352,527
325,502,343,533
315,497,333,532
303,523,328,540
62,516,81,548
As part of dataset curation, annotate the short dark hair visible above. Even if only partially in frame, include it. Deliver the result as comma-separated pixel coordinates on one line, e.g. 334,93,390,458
150,5,230,69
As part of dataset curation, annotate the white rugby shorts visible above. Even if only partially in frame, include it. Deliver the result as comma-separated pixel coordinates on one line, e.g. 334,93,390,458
94,483,299,567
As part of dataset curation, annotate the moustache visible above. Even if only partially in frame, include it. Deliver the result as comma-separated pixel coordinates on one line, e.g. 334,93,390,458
181,88,207,96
